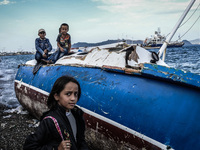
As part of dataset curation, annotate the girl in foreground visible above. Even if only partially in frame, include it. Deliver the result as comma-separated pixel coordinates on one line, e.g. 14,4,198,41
24,76,88,150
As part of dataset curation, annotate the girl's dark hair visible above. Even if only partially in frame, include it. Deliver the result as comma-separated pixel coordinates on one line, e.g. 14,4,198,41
59,23,69,33
47,76,81,109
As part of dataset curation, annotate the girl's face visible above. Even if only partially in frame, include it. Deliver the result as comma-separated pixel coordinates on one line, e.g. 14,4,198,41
54,82,78,111
61,25,68,35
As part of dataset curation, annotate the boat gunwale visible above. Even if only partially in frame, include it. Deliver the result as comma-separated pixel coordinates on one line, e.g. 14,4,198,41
18,62,200,90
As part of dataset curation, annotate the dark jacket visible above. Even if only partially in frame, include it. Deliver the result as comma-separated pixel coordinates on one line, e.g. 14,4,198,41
23,104,88,150
35,38,52,55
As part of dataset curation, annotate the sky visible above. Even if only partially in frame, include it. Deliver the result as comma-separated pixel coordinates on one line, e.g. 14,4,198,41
0,0,199,52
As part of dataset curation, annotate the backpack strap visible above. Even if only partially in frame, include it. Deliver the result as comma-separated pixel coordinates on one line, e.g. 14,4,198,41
43,116,64,141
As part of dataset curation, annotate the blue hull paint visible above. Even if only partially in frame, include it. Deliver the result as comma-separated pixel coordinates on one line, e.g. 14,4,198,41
15,64,200,150
147,43,184,48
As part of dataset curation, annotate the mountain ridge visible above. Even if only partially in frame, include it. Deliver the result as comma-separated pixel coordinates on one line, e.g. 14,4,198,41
72,39,199,48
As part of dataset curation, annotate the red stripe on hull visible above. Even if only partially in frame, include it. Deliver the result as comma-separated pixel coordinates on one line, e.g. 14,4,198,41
84,113,162,150
15,82,48,104
15,82,49,119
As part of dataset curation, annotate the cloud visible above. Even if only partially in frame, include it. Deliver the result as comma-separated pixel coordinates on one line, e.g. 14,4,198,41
95,0,143,13
87,18,101,23
0,0,15,5
88,0,199,41
91,0,189,16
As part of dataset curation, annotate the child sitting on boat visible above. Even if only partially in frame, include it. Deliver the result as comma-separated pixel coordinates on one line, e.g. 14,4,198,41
35,29,52,63
52,23,71,63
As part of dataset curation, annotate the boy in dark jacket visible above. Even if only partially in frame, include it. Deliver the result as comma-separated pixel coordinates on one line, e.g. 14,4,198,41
35,29,52,63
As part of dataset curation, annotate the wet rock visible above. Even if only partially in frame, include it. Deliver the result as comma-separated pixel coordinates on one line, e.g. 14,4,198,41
0,104,36,150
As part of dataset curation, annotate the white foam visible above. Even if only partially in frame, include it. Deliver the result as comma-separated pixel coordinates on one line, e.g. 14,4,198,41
4,105,29,115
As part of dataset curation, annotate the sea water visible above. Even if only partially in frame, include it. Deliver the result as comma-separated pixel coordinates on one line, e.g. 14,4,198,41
0,54,34,108
0,45,200,108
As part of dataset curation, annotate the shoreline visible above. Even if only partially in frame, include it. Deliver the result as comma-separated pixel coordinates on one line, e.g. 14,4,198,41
0,52,34,56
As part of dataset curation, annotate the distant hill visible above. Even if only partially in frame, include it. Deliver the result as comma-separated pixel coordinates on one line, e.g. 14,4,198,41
72,39,143,48
189,38,200,45
183,40,192,46
183,38,200,46
72,38,199,48
72,39,123,48
125,39,143,45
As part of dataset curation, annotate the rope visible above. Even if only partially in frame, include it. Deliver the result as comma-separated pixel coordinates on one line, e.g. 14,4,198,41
180,14,200,39
179,3,200,27
165,2,200,40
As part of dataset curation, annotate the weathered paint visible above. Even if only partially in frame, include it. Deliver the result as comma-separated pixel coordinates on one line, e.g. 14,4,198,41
141,63,200,88
82,108,168,150
15,63,200,150
15,80,167,150
102,63,200,89
15,80,49,117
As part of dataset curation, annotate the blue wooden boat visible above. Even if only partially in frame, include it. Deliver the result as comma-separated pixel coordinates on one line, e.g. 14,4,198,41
14,0,200,149
15,44,200,150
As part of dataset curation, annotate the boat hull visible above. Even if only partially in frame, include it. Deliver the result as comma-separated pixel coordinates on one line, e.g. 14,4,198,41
15,64,200,150
145,42,184,48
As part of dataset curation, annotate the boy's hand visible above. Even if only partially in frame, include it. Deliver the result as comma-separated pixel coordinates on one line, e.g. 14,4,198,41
43,53,47,58
60,47,64,52
44,49,48,54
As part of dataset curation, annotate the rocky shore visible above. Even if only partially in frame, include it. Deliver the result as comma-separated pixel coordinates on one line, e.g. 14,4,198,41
0,104,37,150
0,104,95,150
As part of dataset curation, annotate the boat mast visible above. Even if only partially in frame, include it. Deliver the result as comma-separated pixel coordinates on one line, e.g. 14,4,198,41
158,0,196,60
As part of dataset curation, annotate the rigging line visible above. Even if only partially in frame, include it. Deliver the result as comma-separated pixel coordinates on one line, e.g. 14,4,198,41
180,14,200,39
179,2,200,27
165,2,200,39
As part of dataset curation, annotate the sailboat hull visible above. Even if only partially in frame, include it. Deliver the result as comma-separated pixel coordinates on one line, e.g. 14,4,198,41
15,64,200,150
